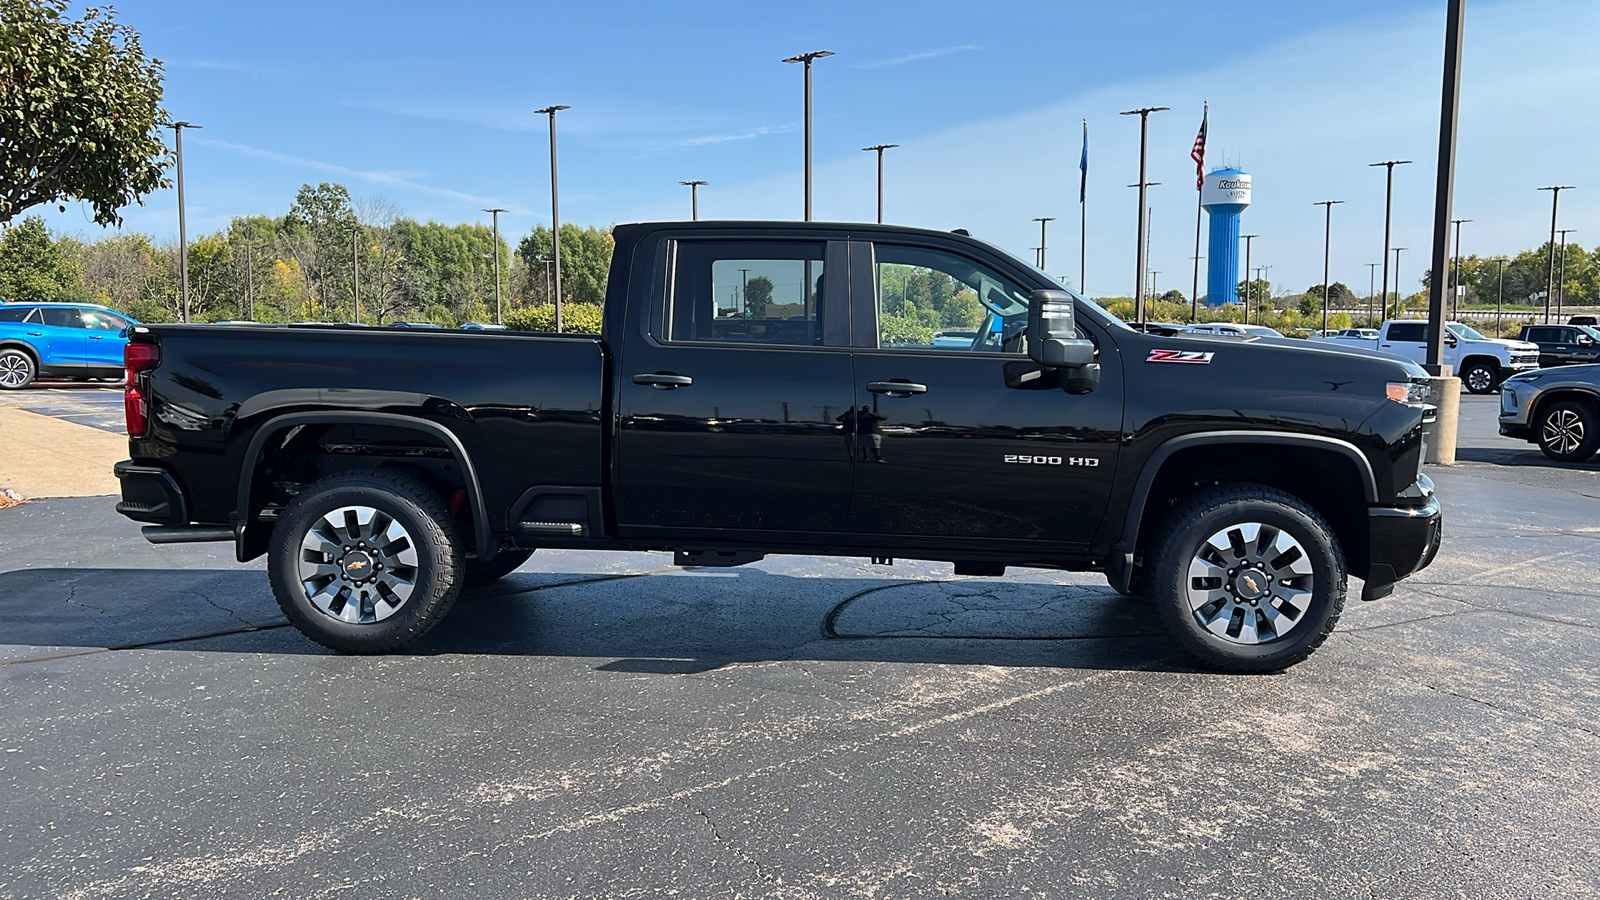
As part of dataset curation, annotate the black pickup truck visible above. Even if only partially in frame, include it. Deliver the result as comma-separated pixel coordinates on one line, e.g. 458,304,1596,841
114,221,1441,672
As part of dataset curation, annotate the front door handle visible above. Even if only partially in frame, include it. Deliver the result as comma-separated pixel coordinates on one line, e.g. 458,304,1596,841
633,372,693,389
866,380,928,396
89,335,106,340
25,331,42,336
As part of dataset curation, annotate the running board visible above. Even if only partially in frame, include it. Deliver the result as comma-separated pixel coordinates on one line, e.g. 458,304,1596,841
515,521,585,536
141,525,235,544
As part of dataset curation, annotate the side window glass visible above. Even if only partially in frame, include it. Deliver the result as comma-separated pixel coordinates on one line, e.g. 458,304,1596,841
40,308,81,328
80,310,128,331
0,307,30,323
1387,323,1425,342
668,241,825,346
873,244,1030,354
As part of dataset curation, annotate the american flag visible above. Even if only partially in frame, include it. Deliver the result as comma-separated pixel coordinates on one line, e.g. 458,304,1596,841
1191,103,1208,190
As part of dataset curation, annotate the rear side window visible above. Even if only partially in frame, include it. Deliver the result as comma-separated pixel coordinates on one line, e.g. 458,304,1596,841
0,306,31,322
1386,322,1426,342
39,308,82,328
1524,327,1554,342
668,241,826,346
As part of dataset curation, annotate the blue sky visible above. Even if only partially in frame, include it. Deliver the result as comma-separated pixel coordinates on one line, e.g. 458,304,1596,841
33,0,1600,298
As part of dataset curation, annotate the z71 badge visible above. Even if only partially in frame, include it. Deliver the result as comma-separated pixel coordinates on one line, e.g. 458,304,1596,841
1147,348,1215,364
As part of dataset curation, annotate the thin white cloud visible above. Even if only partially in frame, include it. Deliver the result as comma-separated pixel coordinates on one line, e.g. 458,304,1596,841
636,124,798,154
199,138,505,209
853,45,979,69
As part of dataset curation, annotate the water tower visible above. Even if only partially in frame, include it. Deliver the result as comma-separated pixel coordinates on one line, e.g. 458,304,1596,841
1202,168,1252,306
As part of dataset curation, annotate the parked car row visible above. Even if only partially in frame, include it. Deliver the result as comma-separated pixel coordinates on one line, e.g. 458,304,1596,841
1313,320,1540,393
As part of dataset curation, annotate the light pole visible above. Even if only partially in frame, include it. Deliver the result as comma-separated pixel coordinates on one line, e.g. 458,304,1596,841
1032,217,1056,270
1538,185,1574,324
1120,106,1169,323
1367,262,1380,326
1392,247,1407,315
1370,160,1412,326
783,50,834,222
1536,184,1574,323
1241,234,1258,320
679,181,707,221
1254,266,1265,324
483,207,506,324
1449,218,1471,320
862,144,898,224
1315,200,1344,334
351,227,360,325
536,105,570,332
1494,256,1507,334
1558,228,1577,320
167,121,202,322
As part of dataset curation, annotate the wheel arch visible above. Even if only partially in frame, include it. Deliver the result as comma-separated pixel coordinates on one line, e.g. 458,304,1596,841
1112,432,1376,588
234,410,494,563
0,340,40,365
1528,386,1600,429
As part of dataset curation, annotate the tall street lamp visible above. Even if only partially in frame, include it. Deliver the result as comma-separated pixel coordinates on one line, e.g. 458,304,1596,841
1392,247,1408,314
1494,255,1507,334
1449,218,1471,320
167,121,202,323
1538,185,1574,324
351,227,360,324
1120,106,1168,322
1367,262,1380,326
1370,160,1412,324
536,105,570,332
862,144,898,224
679,181,707,221
783,50,834,222
1315,200,1344,334
1032,217,1056,270
484,207,507,324
1558,228,1577,319
1241,234,1258,319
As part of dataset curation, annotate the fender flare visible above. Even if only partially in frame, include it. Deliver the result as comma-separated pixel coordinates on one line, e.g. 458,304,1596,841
1113,430,1378,555
0,339,41,363
234,410,495,560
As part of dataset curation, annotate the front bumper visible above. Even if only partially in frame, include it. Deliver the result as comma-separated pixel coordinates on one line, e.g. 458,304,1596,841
1362,478,1442,601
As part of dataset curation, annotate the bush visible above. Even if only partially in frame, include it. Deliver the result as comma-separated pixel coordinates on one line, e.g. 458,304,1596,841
503,303,604,333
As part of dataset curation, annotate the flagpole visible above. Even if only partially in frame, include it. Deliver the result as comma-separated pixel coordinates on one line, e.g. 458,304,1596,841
1079,118,1088,295
1190,102,1208,324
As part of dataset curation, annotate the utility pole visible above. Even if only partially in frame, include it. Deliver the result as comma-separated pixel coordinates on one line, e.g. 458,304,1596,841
1495,256,1506,334
1315,200,1344,334
167,121,202,323
1449,218,1471,320
1392,248,1407,312
352,228,360,325
1558,228,1576,320
484,207,507,324
1241,234,1257,320
862,144,898,224
1254,266,1265,324
1370,159,1413,327
1539,186,1574,324
783,50,834,222
1120,106,1168,323
536,105,570,332
678,181,707,221
1032,217,1056,270
245,220,255,321
1367,262,1380,326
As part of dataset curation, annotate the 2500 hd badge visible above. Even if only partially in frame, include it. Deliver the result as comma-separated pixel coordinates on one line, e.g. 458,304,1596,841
1003,455,1099,466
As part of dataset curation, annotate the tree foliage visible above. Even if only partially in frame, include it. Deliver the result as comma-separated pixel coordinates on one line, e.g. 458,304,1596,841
0,0,169,226
0,215,81,299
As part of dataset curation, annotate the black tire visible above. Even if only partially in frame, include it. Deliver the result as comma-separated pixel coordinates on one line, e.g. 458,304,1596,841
268,469,463,653
0,348,36,390
1461,360,1499,394
1537,399,1600,463
1145,483,1347,673
465,548,534,584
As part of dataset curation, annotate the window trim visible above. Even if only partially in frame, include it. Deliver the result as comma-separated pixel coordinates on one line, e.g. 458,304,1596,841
653,237,850,351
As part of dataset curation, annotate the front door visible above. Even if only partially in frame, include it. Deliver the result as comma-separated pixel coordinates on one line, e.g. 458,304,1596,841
77,308,131,369
846,241,1124,548
34,307,87,368
615,237,856,536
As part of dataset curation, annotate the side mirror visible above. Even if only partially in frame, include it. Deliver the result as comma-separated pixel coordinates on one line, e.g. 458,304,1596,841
1579,335,1595,346
1026,289,1095,369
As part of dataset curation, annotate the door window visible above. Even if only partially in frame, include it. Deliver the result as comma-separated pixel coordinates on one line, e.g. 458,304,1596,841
873,244,1030,354
668,241,826,346
39,308,82,328
0,306,31,323
79,309,129,331
1386,322,1426,342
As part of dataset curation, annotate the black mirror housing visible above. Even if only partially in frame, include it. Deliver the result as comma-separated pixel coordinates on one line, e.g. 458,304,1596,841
1026,289,1096,369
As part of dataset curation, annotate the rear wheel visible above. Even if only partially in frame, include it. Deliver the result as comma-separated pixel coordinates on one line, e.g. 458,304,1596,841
268,469,463,653
0,349,36,389
465,548,534,584
1461,360,1498,394
1537,400,1600,463
1146,484,1346,673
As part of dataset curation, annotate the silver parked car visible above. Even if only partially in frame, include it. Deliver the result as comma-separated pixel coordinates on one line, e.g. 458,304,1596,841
1499,364,1600,462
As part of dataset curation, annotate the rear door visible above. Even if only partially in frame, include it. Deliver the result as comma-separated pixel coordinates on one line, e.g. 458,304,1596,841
844,239,1123,548
614,235,857,536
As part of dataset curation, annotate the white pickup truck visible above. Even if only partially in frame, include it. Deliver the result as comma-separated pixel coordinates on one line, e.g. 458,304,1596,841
1313,320,1539,393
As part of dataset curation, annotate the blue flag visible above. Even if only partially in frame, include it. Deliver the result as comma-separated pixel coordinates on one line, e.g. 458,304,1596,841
1079,119,1088,204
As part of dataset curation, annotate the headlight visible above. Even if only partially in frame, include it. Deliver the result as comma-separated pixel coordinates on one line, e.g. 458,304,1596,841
1386,381,1429,404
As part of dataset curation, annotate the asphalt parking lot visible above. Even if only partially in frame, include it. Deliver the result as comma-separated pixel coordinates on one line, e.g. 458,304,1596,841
2,393,1599,898
0,381,126,433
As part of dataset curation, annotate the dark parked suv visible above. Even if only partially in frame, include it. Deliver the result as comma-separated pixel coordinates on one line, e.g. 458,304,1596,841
1519,324,1600,368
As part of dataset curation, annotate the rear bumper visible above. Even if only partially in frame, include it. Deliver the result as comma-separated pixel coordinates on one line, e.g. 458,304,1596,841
113,460,188,525
1362,488,1443,601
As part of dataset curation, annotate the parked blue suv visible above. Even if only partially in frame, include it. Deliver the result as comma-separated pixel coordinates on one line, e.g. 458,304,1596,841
0,302,138,389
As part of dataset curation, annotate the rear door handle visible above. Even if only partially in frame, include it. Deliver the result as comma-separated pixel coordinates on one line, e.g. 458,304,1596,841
633,372,693,389
25,331,42,336
89,335,106,340
866,380,928,395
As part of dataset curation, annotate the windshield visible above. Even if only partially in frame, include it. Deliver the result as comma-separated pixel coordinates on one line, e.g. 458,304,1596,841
1580,326,1600,341
1447,322,1488,341
1240,325,1283,337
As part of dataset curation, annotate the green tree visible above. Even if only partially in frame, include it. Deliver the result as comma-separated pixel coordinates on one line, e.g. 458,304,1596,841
515,224,613,307
0,215,82,299
743,275,773,318
0,0,169,226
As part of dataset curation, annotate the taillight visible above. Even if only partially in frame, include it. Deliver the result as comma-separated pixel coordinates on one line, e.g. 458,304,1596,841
124,342,160,437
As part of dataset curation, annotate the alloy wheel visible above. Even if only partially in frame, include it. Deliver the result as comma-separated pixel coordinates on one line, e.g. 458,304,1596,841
0,353,31,388
1185,521,1315,645
1465,366,1494,393
1543,408,1586,456
297,505,420,624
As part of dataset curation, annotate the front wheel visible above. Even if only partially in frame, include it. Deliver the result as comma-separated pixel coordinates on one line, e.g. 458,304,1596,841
1538,400,1600,463
1461,361,1499,394
0,349,36,389
1146,484,1346,673
268,469,464,653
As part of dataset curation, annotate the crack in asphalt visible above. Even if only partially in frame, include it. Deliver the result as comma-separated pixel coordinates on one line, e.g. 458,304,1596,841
677,798,818,898
61,582,106,615
1419,682,1600,741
